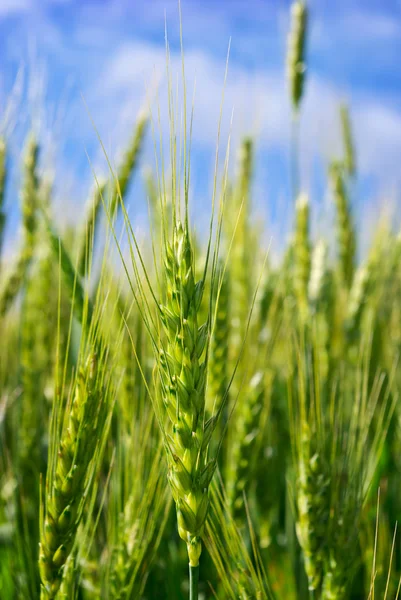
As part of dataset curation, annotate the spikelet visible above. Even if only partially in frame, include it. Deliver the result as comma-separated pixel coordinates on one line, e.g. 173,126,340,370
340,104,356,177
55,555,76,600
287,1,308,112
293,193,311,322
330,161,355,289
39,352,111,598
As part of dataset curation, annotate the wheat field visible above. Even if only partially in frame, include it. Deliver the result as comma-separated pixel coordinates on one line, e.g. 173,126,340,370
1,2,401,599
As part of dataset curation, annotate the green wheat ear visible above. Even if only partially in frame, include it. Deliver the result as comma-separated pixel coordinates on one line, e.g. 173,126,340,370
329,161,355,289
159,221,212,567
39,348,114,599
339,104,356,178
77,111,148,275
118,180,233,599
0,133,40,317
293,193,311,323
287,1,308,113
207,262,230,416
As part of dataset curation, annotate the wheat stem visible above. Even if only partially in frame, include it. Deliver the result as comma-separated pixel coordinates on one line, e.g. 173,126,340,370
189,564,199,600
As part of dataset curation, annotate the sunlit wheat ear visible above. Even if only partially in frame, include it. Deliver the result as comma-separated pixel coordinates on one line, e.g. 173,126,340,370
287,1,308,113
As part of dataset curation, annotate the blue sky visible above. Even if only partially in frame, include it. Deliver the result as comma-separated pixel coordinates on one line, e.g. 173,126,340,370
1,0,401,255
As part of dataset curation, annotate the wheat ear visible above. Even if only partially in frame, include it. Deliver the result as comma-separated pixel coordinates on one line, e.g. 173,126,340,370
330,161,355,289
0,134,39,317
39,351,111,598
287,1,308,113
159,222,212,569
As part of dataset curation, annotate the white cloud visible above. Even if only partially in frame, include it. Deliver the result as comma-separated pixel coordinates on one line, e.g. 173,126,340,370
354,102,401,176
0,0,30,17
98,41,288,148
97,39,401,183
339,11,401,40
